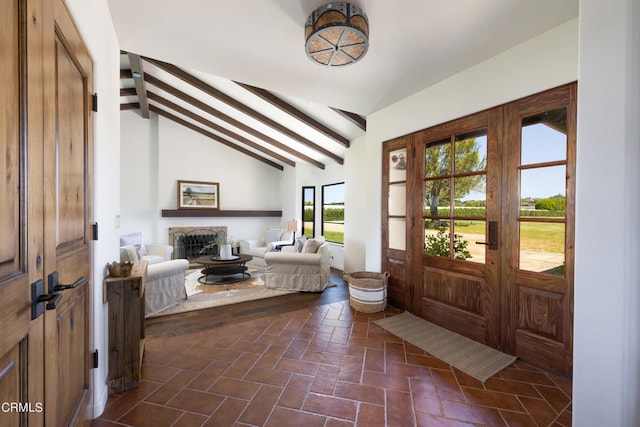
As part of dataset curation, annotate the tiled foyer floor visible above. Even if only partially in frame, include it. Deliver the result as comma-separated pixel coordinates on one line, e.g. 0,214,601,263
93,300,572,427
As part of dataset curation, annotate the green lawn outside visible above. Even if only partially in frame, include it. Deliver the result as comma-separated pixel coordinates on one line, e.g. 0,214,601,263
306,219,562,253
451,220,564,253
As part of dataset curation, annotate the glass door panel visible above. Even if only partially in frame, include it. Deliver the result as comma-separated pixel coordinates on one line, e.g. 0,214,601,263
518,108,568,275
388,183,406,216
423,129,488,263
389,148,407,182
388,218,406,250
519,222,565,274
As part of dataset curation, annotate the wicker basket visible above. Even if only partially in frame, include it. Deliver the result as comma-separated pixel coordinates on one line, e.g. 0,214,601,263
344,271,390,313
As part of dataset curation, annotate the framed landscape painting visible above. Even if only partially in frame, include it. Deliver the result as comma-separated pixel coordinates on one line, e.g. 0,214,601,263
177,180,219,209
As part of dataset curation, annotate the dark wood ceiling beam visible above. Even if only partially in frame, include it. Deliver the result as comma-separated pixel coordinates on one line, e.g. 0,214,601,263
120,87,137,97
149,105,285,170
234,81,350,148
330,107,367,131
120,102,140,111
120,69,133,79
147,91,295,168
127,53,150,118
144,57,339,165
145,74,324,169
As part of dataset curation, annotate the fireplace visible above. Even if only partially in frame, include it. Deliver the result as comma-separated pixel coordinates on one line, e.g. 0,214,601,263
169,226,227,262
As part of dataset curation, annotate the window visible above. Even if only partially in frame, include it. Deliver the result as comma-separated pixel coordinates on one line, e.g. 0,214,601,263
423,129,488,263
518,107,568,275
322,182,345,244
302,186,315,238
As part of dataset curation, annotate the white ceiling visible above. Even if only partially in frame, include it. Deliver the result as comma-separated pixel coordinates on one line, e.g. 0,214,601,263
107,0,578,116
108,0,578,171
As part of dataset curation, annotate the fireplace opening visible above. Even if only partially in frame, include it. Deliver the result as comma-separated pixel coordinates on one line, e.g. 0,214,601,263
169,227,227,263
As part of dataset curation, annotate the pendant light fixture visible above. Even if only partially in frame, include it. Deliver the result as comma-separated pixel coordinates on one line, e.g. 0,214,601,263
304,2,369,67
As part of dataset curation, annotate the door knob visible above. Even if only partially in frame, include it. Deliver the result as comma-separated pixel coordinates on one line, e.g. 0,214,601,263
48,271,88,293
475,221,498,250
31,279,62,320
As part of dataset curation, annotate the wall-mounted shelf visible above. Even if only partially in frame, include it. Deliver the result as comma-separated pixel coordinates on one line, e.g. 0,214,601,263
161,209,281,218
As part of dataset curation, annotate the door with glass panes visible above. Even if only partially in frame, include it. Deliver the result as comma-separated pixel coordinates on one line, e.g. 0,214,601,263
383,83,576,376
413,108,503,349
501,84,575,376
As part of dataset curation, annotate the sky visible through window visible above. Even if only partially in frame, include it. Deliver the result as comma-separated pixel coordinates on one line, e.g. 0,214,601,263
323,183,345,204
461,123,566,201
521,123,566,198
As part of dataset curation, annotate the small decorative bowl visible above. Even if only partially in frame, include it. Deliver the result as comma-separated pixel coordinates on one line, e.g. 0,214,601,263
108,261,133,277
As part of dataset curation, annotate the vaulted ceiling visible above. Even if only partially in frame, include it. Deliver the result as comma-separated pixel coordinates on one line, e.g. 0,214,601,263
119,52,365,170
112,0,579,170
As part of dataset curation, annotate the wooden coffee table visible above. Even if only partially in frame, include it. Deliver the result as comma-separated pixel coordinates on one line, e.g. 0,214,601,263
194,254,253,284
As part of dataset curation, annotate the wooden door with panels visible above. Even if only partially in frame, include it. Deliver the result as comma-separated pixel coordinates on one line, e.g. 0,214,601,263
501,84,576,376
382,136,413,310
0,0,47,425
0,0,94,425
413,108,504,348
382,84,576,376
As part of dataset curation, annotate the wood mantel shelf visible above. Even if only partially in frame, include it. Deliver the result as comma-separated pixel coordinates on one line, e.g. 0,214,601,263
161,209,281,218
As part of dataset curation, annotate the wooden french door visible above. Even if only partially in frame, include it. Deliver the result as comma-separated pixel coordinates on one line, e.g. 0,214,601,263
0,0,94,425
412,108,504,349
382,83,576,376
501,84,576,376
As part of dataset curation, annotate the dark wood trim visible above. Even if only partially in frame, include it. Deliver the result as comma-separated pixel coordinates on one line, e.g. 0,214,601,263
330,107,366,131
147,92,293,168
120,102,140,111
149,105,285,170
127,53,150,118
144,75,315,168
143,58,328,169
120,87,137,97
235,81,350,149
120,69,133,79
161,209,282,217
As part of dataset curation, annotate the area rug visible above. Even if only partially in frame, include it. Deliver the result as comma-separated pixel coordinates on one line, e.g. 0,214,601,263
373,311,516,382
148,268,297,318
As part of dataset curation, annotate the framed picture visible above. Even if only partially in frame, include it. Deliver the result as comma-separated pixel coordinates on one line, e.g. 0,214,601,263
177,180,219,209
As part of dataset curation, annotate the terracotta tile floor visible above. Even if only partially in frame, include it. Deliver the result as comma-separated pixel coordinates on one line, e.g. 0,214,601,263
93,301,572,427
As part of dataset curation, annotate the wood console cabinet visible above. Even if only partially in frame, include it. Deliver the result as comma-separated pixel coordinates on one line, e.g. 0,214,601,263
105,261,147,394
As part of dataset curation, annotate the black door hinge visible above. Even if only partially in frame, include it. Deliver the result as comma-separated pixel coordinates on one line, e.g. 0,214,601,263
92,350,99,369
92,222,98,241
92,93,98,112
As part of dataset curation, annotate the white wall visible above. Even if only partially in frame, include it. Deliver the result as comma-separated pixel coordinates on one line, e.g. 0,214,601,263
357,18,579,272
573,0,640,425
65,0,120,418
120,111,159,238
120,113,285,245
344,134,368,272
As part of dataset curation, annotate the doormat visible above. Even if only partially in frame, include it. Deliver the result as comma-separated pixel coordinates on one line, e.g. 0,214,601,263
373,311,516,382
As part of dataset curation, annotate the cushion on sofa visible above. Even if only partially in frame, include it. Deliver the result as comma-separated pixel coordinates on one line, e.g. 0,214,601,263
120,232,147,258
296,235,307,252
265,228,282,245
302,238,321,253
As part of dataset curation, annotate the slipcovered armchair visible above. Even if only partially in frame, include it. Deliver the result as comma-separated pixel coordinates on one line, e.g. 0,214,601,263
240,228,296,266
119,232,189,317
264,237,331,292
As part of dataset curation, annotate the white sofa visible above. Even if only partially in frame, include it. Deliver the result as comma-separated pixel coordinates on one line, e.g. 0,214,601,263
240,228,297,267
119,232,189,317
264,237,331,292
